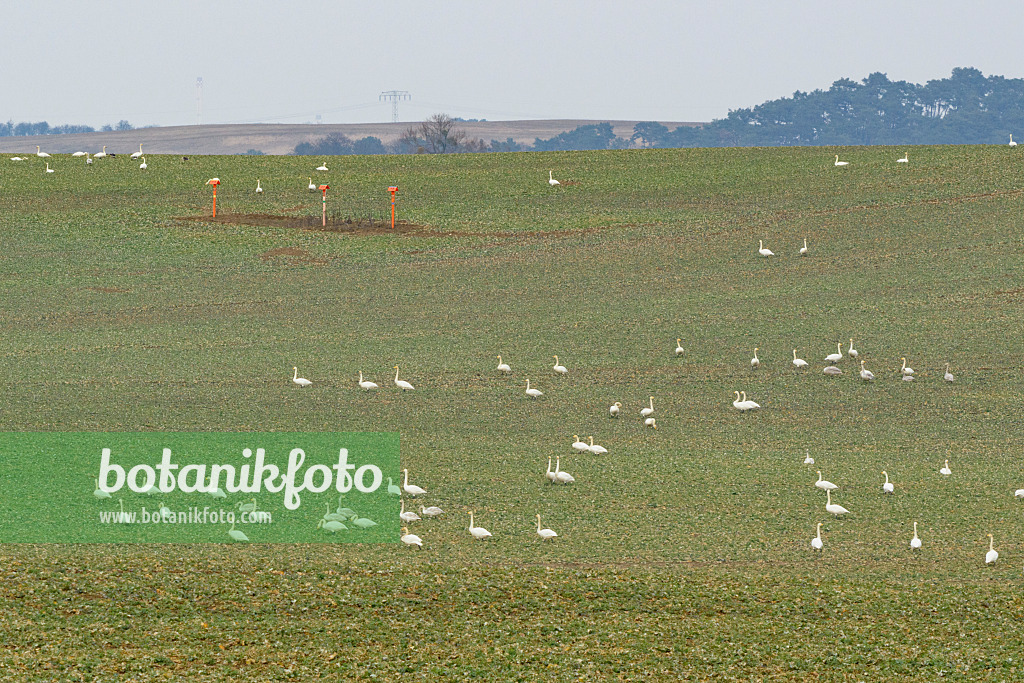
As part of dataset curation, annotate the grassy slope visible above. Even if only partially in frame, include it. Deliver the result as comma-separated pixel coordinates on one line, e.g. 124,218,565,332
1,146,1023,680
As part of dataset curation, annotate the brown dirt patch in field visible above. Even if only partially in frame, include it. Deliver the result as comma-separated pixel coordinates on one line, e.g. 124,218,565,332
175,212,427,236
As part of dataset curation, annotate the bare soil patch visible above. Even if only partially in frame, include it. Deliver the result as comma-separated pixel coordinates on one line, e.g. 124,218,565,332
175,212,427,236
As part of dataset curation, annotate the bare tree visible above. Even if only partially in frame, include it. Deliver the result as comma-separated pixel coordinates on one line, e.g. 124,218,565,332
400,113,468,153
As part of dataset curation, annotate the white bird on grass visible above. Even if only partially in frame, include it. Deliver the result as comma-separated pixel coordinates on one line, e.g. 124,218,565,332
85,153,92,165
536,514,558,540
316,162,328,171
402,468,426,497
45,163,54,173
609,401,621,417
834,154,848,166
401,526,423,548
572,435,590,453
228,520,249,542
825,490,849,516
758,240,774,257
546,457,557,483
72,151,86,157
318,519,347,533
554,456,575,484
292,366,312,387
901,358,914,376
525,379,543,398
815,471,838,491
496,355,511,374
826,343,843,364
823,366,843,376
750,347,760,369
587,436,607,455
36,145,50,158
420,505,444,517
393,365,415,391
799,238,808,256
138,156,147,170
882,471,894,494
944,363,955,383
803,450,815,465
94,146,108,159
307,177,316,191
358,371,378,391
552,355,568,375
255,179,263,194
792,349,808,368
548,171,560,186
911,522,922,549
1010,134,1018,147
739,391,760,410
387,478,401,496
811,522,823,551
641,396,654,418
9,156,26,161
897,152,908,163
940,460,952,476
644,417,657,429
675,338,685,356
468,511,492,539
986,534,998,564
732,391,746,411
859,360,875,381
131,144,143,159
847,339,858,359
1015,488,1024,499
93,478,111,500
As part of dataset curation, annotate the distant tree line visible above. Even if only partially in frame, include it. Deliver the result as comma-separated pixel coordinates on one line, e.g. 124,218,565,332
0,120,135,136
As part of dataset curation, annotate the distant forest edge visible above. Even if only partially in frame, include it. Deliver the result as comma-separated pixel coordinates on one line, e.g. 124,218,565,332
5,68,1023,153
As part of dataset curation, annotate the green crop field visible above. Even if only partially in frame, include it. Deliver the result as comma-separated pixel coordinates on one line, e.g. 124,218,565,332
1,146,1023,681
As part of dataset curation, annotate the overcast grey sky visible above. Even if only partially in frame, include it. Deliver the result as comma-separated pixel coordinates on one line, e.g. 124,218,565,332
2,1,1021,128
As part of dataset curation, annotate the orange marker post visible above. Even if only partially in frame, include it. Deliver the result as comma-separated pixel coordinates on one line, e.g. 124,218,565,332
205,178,221,217
319,185,330,227
388,186,398,229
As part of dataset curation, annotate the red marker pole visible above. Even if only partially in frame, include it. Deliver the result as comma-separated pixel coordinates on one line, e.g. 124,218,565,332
205,178,221,217
319,185,330,226
388,186,398,229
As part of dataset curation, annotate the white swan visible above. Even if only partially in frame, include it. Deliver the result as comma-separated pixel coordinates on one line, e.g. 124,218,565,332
393,365,415,391
815,471,838,491
228,520,249,541
758,240,774,257
609,401,621,417
986,534,998,564
554,456,575,484
732,391,746,411
587,436,607,455
138,156,147,170
548,171,560,186
834,154,848,166
255,179,263,194
900,358,914,376
546,457,557,483
750,347,760,369
401,526,423,548
131,144,143,159
317,518,347,533
420,505,444,517
402,468,426,497
572,435,590,453
644,417,657,429
323,502,347,523
825,490,849,516
496,355,511,374
675,338,685,356
811,522,823,551
358,371,378,391
316,162,328,171
292,366,312,387
902,374,914,382
823,366,842,376
799,238,808,256
882,471,894,494
236,498,257,514
1010,134,1018,147
387,477,401,496
45,163,54,173
803,450,814,465
792,349,808,368
739,391,760,410
536,514,558,540
85,153,92,165
944,363,955,383
826,342,843,364
910,522,921,549
525,379,543,398
307,177,316,191
351,517,377,529
94,146,108,159
72,151,86,157
36,145,50,158
940,459,951,476
641,396,654,418
897,152,908,163
847,339,858,359
552,355,568,375
93,478,111,499
9,156,25,161
468,511,492,539
859,360,875,381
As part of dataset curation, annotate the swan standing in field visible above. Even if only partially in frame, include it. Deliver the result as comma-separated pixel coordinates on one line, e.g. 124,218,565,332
1010,134,1018,147
308,177,316,191
803,450,815,465
554,456,575,484
72,151,86,157
255,179,263,194
548,171,560,186
316,162,328,171
609,401,621,417
536,514,558,540
292,366,312,387
811,522,823,551
587,436,607,455
131,144,143,159
45,163,54,173
826,343,843,364
758,240,774,257
323,502,347,523
825,490,849,516
834,154,848,166
986,534,998,564
572,435,590,453
525,379,543,398
910,522,922,549
897,152,908,163
859,360,875,381
944,363,955,382
317,518,347,533
552,355,568,375
644,417,657,429
468,511,492,539
420,504,444,517
847,339,858,359
401,526,423,548
739,391,760,410
823,366,843,376
228,520,249,542
496,355,511,374
387,477,402,496
882,471,894,494
732,391,747,411
1015,488,1024,499
900,358,914,376
94,146,108,159
393,365,415,391
85,153,92,165
750,347,760,369
546,457,558,483
94,478,111,500
36,145,50,158
138,156,147,170
815,471,838,491
402,468,426,497
640,396,654,418
675,339,685,356
799,238,808,256
940,459,952,476
358,371,378,391
792,349,808,368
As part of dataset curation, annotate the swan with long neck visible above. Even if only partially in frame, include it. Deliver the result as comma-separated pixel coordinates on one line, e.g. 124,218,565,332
536,514,558,540
525,379,543,398
358,371,378,391
901,358,914,376
496,355,511,373
940,459,952,475
641,396,654,418
548,171,560,185
897,152,908,163
826,343,843,364
255,179,263,194
792,349,808,368
401,526,423,548
546,457,557,483
572,435,590,453
131,143,143,159
825,490,849,516
740,391,760,410
847,339,858,358
834,154,848,166
944,363,955,382
400,499,421,523
910,522,921,549
750,347,760,369
799,238,808,256
758,241,774,257
468,511,492,539
859,360,875,381
609,401,621,417
811,522,823,550
402,468,426,496
815,471,838,491
986,534,998,564
552,355,568,375
587,436,607,455
882,471,894,493
675,339,685,356
393,366,415,391
554,456,575,484
292,366,312,387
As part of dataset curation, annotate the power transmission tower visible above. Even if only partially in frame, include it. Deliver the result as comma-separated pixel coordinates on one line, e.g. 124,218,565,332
195,77,203,125
379,90,410,123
